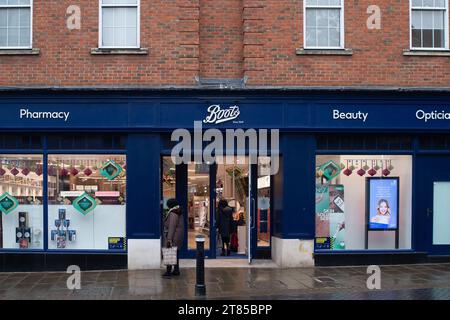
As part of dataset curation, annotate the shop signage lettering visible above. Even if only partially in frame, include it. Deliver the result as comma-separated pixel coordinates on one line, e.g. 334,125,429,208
20,108,70,122
333,109,368,122
203,105,240,124
416,109,450,122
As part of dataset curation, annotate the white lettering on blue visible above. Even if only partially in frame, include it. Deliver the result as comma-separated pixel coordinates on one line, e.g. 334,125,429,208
416,109,450,122
333,109,368,122
20,109,70,122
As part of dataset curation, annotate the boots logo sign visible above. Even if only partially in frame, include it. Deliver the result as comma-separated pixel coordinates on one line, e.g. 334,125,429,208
203,105,241,124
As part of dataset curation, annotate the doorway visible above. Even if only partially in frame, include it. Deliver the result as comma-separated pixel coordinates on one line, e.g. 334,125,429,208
161,156,271,261
214,157,251,259
185,157,253,260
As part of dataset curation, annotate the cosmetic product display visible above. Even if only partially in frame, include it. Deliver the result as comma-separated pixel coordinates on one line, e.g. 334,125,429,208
51,208,76,249
16,211,31,249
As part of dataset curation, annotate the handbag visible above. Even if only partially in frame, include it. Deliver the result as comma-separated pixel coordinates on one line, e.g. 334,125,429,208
162,246,178,266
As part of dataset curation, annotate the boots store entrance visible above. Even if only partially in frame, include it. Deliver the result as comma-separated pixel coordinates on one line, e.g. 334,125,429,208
162,156,272,261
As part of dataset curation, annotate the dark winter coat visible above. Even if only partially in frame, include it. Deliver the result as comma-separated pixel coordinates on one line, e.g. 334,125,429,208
216,206,233,237
163,206,184,248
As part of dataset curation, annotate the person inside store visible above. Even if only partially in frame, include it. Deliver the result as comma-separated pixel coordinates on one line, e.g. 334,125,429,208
162,198,184,277
216,199,233,256
230,210,246,253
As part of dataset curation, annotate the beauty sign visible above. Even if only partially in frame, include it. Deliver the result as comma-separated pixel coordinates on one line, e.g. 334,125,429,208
367,178,399,230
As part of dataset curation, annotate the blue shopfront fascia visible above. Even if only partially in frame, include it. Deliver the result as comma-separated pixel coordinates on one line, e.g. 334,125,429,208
0,91,450,131
0,90,450,256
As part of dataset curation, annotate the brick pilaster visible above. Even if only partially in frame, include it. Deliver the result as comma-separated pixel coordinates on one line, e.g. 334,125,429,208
243,0,266,84
177,0,200,82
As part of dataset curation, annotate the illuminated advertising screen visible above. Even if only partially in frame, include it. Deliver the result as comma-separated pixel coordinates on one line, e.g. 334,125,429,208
367,178,399,230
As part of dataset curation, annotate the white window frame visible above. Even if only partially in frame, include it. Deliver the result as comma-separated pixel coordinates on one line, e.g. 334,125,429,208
303,0,345,49
410,0,449,51
99,0,140,49
0,0,33,49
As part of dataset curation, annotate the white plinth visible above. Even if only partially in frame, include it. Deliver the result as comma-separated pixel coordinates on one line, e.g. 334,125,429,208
128,239,161,270
271,236,314,268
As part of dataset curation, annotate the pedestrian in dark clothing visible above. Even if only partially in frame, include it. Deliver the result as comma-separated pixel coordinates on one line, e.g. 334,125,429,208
162,198,184,277
216,199,233,256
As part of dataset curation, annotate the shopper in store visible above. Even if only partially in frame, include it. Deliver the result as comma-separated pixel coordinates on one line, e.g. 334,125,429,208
216,199,233,256
162,198,184,277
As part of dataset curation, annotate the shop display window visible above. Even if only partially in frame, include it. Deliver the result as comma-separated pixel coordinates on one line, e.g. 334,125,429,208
0,154,44,249
47,155,126,250
315,155,412,251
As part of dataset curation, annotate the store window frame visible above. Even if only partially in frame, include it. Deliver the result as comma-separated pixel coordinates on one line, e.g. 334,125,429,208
410,0,449,51
0,152,44,252
44,151,127,253
303,0,345,50
315,149,416,254
99,0,140,49
0,148,127,254
0,0,33,49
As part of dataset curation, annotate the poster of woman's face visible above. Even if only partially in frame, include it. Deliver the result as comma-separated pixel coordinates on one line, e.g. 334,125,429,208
368,178,398,230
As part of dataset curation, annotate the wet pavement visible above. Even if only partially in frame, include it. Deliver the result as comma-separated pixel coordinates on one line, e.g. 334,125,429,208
1,263,450,300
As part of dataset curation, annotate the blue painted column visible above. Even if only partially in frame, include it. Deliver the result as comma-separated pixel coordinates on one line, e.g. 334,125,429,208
271,133,316,267
126,134,162,269
281,133,316,239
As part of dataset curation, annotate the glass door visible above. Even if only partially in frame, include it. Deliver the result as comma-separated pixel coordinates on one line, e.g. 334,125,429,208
164,156,259,260
248,160,256,264
187,162,212,254
215,156,252,260
417,155,450,255
256,157,272,249
433,182,450,247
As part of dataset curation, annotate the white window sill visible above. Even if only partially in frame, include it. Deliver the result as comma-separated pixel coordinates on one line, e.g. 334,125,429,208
403,49,450,57
0,48,40,55
296,48,353,55
91,48,149,55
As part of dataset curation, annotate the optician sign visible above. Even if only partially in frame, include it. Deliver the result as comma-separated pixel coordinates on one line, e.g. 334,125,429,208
19,108,70,122
203,105,241,124
416,109,450,122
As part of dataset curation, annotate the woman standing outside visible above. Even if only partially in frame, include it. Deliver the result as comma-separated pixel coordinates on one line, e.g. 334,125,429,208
162,198,184,277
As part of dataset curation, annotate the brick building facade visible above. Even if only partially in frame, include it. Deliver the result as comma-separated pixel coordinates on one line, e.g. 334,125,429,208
1,1,450,271
1,0,449,88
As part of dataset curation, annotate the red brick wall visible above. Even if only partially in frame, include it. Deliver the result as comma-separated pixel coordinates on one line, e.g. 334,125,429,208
199,0,243,79
250,0,450,87
0,0,449,87
0,0,195,86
